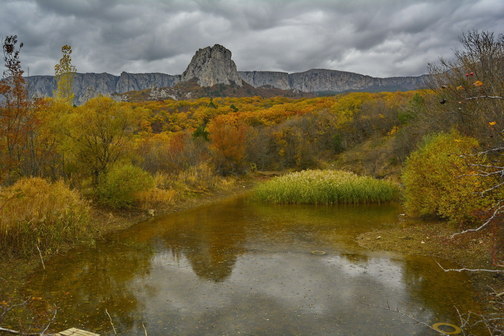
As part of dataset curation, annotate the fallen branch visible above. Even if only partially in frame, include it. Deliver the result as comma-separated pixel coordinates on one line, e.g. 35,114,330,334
36,245,46,270
0,326,50,336
464,95,504,101
0,326,21,334
105,308,117,335
450,201,503,238
435,260,504,273
40,307,57,335
1,300,30,320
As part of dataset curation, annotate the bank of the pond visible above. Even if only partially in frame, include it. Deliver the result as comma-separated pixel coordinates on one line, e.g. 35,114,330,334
94,176,258,236
354,220,503,317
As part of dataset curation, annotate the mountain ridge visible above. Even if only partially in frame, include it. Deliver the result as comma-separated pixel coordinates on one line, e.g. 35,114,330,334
27,69,428,104
26,44,428,103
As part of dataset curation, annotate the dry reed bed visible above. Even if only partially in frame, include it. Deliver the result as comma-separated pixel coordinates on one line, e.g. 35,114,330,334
0,178,93,257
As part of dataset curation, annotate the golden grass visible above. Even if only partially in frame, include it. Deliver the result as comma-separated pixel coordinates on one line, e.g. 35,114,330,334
0,178,93,257
135,188,177,210
154,163,236,194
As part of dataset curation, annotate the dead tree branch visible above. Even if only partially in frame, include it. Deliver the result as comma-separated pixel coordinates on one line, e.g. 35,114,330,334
105,308,117,335
451,201,503,238
40,307,57,335
435,260,504,273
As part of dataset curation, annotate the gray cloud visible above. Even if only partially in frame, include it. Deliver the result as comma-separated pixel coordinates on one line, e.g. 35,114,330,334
1,0,503,77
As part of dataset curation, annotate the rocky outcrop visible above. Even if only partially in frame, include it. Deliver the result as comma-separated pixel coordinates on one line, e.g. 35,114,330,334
181,44,243,87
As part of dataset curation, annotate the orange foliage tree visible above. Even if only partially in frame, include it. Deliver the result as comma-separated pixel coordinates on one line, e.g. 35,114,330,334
0,35,34,181
208,115,250,174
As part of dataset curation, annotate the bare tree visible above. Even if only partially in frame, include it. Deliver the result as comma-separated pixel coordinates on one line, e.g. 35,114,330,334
427,30,503,336
429,31,503,266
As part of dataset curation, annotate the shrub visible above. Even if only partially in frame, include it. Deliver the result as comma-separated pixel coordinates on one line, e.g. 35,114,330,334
152,164,235,194
137,132,209,174
253,169,398,204
0,178,92,256
402,131,494,223
173,163,235,193
96,164,154,209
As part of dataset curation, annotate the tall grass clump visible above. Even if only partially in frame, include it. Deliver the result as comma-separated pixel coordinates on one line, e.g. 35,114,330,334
253,170,398,204
0,178,92,257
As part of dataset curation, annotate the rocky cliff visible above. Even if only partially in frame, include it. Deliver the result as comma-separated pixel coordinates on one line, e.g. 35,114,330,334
239,69,428,93
27,72,180,105
181,44,243,87
26,44,428,103
238,71,291,90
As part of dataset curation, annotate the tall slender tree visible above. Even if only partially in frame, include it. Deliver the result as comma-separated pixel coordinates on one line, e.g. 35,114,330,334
0,35,32,181
54,44,76,104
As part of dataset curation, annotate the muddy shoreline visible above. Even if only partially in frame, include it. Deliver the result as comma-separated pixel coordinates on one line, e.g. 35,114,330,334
355,218,503,318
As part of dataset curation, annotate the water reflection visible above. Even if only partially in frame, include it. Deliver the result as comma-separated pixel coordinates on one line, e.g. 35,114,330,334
19,242,153,334
18,196,479,335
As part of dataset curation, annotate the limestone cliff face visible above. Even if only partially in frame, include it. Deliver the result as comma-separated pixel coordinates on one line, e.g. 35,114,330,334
26,44,428,104
115,72,180,94
289,69,374,92
181,44,243,87
239,71,291,90
239,69,428,93
27,72,180,105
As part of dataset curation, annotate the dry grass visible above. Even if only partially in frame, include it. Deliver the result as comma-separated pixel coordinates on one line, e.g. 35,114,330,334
0,178,93,257
135,188,177,210
154,163,236,194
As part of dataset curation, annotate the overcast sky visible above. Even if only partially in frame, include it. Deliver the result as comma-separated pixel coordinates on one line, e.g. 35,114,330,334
1,0,503,77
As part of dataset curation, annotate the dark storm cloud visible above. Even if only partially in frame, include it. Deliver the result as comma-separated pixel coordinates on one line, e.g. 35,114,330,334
1,0,503,77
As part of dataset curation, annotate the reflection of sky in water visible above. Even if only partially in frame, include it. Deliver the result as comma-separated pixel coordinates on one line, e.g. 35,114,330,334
326,255,404,290
130,250,435,336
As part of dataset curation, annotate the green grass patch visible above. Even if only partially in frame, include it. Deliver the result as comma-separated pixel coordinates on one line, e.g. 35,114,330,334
253,170,399,205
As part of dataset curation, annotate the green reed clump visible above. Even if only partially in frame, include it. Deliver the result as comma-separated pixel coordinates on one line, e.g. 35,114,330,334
0,177,93,257
253,170,398,204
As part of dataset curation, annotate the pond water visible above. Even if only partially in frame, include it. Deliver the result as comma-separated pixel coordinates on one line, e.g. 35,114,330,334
19,196,478,335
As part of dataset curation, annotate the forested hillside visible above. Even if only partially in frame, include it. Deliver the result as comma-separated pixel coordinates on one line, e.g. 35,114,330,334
0,32,502,258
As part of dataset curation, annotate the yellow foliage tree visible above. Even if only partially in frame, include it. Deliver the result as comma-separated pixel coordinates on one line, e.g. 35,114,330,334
54,45,77,104
402,131,495,224
63,97,141,185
